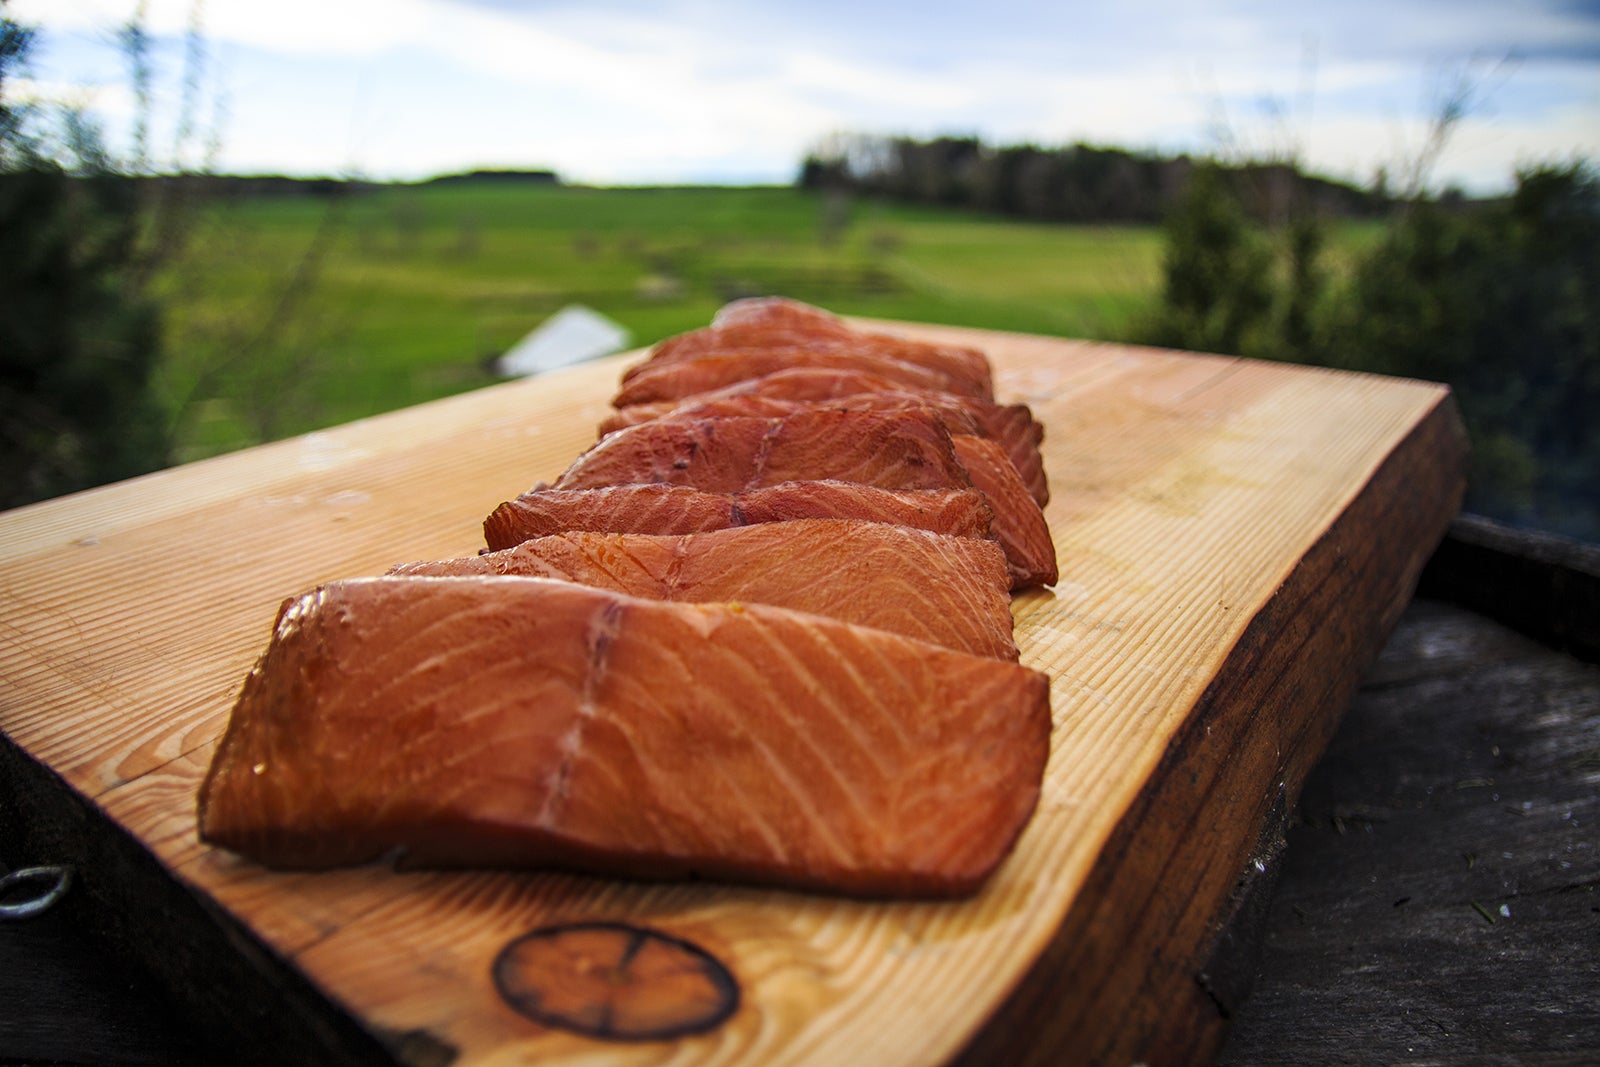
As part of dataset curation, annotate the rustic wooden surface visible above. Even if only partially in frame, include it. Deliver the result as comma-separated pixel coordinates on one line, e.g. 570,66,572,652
1418,513,1600,664
4,515,1592,1067
7,589,1597,1066
1219,595,1600,1065
0,323,1463,1065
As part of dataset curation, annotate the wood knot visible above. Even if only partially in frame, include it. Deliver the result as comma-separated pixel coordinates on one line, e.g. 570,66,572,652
493,921,739,1041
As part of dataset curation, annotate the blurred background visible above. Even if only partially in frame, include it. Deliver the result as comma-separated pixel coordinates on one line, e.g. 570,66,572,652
2,0,1597,537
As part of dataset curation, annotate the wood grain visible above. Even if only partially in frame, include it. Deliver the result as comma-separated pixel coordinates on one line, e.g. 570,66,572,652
0,322,1465,1065
1218,598,1600,1066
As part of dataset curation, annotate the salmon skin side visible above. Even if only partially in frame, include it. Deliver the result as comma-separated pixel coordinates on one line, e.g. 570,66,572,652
553,408,973,495
392,519,1019,661
483,482,995,552
197,576,1051,898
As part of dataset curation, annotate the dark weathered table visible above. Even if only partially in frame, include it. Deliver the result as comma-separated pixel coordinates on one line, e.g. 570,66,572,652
1219,514,1600,1066
4,516,1597,1066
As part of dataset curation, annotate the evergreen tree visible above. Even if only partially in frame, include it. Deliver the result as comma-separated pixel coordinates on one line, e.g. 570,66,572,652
1138,164,1275,357
1324,163,1599,535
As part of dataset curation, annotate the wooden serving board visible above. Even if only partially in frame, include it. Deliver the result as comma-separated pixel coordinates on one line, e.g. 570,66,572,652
0,322,1465,1066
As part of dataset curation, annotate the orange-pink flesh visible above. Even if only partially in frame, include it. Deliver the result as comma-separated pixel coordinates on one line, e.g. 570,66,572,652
646,297,994,400
598,373,1047,506
197,577,1051,897
612,349,993,406
392,519,1018,661
552,409,972,495
951,435,1059,589
481,482,995,552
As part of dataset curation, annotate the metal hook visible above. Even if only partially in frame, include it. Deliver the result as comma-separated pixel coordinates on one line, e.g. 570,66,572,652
0,865,74,920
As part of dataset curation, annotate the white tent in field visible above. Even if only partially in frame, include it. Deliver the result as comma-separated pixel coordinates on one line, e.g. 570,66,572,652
496,305,630,377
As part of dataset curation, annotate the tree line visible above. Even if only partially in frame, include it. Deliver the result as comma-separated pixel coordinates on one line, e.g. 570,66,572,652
798,132,1385,224
800,132,1599,541
1139,160,1599,540
2,8,340,510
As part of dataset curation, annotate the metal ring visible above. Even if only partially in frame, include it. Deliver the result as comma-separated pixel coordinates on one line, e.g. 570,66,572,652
0,865,74,920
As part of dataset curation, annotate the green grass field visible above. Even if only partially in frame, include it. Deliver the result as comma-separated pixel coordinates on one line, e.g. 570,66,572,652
151,181,1363,463
153,182,1168,461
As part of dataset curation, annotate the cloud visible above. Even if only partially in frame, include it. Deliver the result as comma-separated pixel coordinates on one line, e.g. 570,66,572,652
12,0,1598,189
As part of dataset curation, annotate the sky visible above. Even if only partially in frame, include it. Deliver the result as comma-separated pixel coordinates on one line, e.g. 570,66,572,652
8,0,1600,194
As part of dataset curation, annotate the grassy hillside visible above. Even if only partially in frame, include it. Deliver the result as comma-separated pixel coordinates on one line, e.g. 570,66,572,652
155,181,1378,463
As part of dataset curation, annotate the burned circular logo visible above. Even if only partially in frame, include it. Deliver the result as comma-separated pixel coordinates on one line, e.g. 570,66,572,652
493,921,739,1041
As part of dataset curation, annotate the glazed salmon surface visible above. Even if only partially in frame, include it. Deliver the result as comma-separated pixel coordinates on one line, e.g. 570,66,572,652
391,519,1019,661
553,409,972,495
482,482,995,551
197,577,1051,897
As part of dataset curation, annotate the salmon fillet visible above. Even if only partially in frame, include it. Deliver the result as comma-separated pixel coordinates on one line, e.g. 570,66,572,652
644,336,993,404
482,482,995,551
952,436,1059,588
597,371,1048,506
613,349,993,407
650,298,994,398
544,409,1055,588
392,519,1018,661
709,295,854,332
553,409,973,495
599,367,916,430
197,577,1051,897
730,480,991,531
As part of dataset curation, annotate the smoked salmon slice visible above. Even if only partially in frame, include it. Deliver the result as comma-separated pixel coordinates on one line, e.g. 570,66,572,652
197,576,1051,897
613,348,992,407
708,295,856,332
545,408,1056,588
482,482,995,551
597,370,1048,506
952,436,1059,588
651,297,993,395
599,366,919,429
643,311,994,403
553,409,972,495
391,519,1019,661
